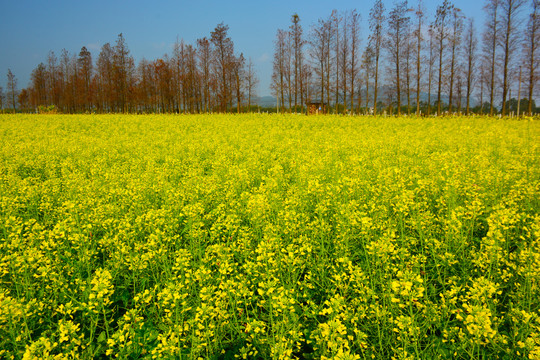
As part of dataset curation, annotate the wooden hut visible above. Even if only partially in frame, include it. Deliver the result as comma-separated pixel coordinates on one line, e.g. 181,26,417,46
307,102,326,115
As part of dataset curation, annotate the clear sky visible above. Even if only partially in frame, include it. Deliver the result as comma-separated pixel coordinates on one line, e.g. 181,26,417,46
1,0,486,97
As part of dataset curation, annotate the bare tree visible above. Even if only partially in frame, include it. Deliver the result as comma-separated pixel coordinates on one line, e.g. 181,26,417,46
309,17,333,110
447,7,464,113
324,14,334,112
499,0,527,115
47,51,60,107
96,44,114,112
185,46,201,113
70,53,79,112
301,62,312,109
290,14,305,112
331,9,341,113
340,10,350,112
414,1,425,115
197,37,212,112
78,46,93,111
245,58,259,111
153,56,173,113
211,23,235,112
136,58,153,112
517,65,523,115
18,89,30,111
113,33,135,112
272,29,289,112
478,61,488,113
6,69,17,111
524,0,540,115
404,20,413,115
427,25,437,115
385,0,411,116
369,0,386,114
337,10,361,114
60,49,73,112
463,18,478,115
172,39,187,112
348,10,361,113
284,29,293,112
433,0,454,115
233,53,245,113
30,63,48,108
483,0,500,115
456,68,464,113
362,47,375,113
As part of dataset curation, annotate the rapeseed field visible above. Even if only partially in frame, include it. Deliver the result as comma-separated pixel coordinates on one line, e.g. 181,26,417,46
0,114,539,359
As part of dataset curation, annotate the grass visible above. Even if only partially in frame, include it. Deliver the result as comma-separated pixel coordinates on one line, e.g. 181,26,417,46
0,113,539,359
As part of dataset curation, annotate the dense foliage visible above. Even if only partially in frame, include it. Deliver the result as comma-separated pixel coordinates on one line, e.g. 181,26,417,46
0,114,539,359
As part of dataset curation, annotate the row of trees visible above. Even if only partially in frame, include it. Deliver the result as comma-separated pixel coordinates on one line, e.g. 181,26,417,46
2,24,259,113
2,0,538,115
272,0,539,115
1,70,18,112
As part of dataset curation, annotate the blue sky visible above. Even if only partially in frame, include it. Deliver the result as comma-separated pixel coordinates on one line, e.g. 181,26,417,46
1,0,486,96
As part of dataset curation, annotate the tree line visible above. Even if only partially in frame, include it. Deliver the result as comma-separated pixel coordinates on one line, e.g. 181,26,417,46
1,24,258,114
271,0,539,116
1,0,539,116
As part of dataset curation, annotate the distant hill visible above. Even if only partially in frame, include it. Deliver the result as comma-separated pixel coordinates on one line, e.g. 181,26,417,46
256,89,479,109
254,96,277,108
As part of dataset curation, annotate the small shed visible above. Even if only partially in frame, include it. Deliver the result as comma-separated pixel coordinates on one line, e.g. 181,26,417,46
307,102,326,115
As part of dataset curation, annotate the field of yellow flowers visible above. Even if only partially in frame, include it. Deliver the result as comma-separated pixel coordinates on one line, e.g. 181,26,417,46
0,114,539,359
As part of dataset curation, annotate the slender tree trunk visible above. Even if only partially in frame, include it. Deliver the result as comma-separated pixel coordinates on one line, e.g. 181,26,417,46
502,11,512,115
416,35,421,115
374,53,380,114
396,50,401,116
427,32,434,116
465,20,474,116
489,3,499,116
406,43,411,115
335,13,340,113
365,71,370,114
517,65,522,116
299,65,304,113
326,32,331,113
357,78,362,113
529,61,535,115
415,4,423,116
437,39,443,115
448,43,456,113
